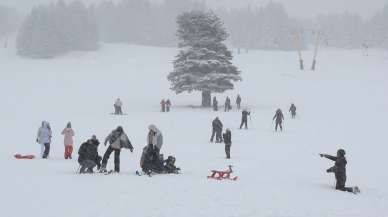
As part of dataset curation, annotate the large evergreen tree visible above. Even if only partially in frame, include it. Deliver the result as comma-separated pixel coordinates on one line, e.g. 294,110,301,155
168,10,241,107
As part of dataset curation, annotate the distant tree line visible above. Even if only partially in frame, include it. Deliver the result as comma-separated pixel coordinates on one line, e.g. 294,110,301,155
12,0,388,58
0,5,19,37
16,0,98,58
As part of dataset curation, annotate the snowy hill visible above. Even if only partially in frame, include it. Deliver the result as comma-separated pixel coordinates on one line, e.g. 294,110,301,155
1,42,388,217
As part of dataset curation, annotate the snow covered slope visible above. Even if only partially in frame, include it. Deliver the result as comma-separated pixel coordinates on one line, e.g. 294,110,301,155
1,41,388,217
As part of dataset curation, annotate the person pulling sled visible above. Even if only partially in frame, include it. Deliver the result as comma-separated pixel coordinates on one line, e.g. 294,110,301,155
320,149,360,194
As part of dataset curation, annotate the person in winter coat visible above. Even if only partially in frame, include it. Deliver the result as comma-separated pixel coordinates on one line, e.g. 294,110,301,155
236,94,242,110
273,109,284,131
161,99,166,112
224,97,231,112
320,149,360,193
240,109,251,129
212,97,218,111
223,128,232,159
114,98,123,115
140,144,164,175
289,103,297,119
166,99,171,112
100,126,134,173
61,122,75,159
36,121,52,159
147,124,163,154
78,135,101,174
164,156,180,174
210,117,223,143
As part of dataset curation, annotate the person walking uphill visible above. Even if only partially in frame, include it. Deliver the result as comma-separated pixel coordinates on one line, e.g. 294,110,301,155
240,109,251,129
37,121,52,159
147,124,163,154
223,129,232,159
320,149,360,194
273,109,284,131
289,103,297,119
78,135,101,174
100,126,134,173
210,117,223,143
62,122,75,159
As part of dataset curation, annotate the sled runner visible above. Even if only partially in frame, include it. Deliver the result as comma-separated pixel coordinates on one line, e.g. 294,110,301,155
207,165,237,181
14,154,35,159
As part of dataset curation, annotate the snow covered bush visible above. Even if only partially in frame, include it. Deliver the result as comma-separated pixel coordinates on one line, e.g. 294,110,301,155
167,10,241,107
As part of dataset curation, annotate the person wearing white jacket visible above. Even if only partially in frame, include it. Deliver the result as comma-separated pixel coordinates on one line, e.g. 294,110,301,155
147,124,163,154
36,121,52,159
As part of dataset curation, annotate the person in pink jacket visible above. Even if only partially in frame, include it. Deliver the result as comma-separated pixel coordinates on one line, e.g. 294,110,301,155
62,122,75,159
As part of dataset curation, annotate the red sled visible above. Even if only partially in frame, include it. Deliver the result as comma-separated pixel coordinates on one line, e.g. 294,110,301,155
207,165,238,181
14,154,35,159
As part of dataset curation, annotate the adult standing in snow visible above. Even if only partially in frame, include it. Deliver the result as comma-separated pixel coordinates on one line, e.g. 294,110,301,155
210,117,223,143
223,128,232,159
100,126,134,173
289,103,297,119
212,96,218,111
147,124,163,154
161,99,166,112
236,94,242,110
320,149,360,194
224,97,231,112
166,99,172,112
61,122,75,159
240,109,251,129
36,121,52,159
273,109,284,132
114,98,123,115
78,135,101,174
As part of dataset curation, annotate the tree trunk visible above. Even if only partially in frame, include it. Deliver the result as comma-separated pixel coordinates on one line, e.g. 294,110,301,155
201,90,211,107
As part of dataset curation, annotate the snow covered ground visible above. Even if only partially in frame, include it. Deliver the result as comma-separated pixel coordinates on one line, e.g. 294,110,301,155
1,39,388,217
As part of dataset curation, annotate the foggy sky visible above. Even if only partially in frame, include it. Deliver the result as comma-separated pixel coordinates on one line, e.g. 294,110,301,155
0,0,386,18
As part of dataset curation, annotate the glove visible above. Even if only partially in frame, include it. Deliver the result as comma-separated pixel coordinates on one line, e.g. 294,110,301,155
36,139,38,143
104,141,107,146
130,148,134,153
319,154,324,157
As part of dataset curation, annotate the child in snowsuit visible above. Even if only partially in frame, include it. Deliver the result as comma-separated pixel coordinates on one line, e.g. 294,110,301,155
37,121,52,159
164,156,180,174
320,149,360,194
240,109,251,129
223,129,232,159
273,109,284,131
289,103,296,119
100,126,134,173
210,117,223,143
78,135,101,174
62,122,75,159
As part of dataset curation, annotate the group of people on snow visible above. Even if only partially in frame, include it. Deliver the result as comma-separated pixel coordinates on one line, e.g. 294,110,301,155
212,94,242,112
161,99,172,112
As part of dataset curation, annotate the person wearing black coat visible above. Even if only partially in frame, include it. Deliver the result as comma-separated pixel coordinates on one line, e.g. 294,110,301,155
320,149,360,193
213,97,218,111
78,135,101,174
210,117,223,143
236,95,241,110
223,129,232,159
240,109,251,129
100,126,134,173
273,109,284,131
289,103,296,119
